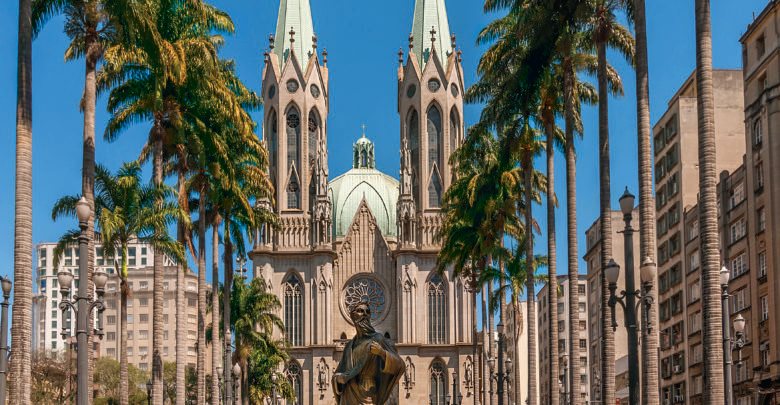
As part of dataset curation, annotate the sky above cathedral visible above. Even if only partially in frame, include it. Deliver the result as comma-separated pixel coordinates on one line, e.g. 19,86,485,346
0,0,770,292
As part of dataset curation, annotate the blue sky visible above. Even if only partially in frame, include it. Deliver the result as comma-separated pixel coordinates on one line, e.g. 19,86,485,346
0,0,770,298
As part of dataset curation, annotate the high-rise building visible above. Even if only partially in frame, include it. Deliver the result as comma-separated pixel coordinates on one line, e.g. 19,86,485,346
740,3,780,402
583,208,639,404
250,1,479,404
31,242,211,372
654,69,745,403
536,275,590,405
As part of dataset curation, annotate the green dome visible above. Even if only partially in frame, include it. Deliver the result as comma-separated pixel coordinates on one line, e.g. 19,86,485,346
329,168,399,238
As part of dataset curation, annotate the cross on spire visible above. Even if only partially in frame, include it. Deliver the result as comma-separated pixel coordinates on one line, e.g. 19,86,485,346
361,123,367,138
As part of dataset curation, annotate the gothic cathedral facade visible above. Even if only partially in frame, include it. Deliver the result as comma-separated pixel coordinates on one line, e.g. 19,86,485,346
249,1,480,404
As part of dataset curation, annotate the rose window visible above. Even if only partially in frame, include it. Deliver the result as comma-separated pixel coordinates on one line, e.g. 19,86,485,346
343,277,386,323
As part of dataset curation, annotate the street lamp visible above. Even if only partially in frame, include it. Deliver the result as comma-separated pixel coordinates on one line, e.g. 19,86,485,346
446,372,464,405
0,276,12,404
488,323,512,405
236,256,248,281
233,363,241,404
560,353,569,405
146,380,152,405
58,197,106,405
606,188,654,405
270,373,278,405
721,267,748,405
217,364,224,404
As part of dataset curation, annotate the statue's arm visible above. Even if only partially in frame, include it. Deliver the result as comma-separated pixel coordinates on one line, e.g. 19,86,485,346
379,341,405,375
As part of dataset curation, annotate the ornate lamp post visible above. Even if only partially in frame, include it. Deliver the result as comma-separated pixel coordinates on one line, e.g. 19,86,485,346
722,268,748,405
57,198,107,405
446,372,464,405
605,189,656,405
0,276,12,404
270,373,278,405
560,353,569,405
217,364,224,404
236,256,248,281
488,323,512,405
233,363,241,404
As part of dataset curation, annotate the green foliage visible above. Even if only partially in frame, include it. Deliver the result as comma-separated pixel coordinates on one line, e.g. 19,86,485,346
93,357,149,403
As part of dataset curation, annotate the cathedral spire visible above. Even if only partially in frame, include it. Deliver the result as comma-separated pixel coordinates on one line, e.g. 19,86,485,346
411,0,452,68
274,0,315,69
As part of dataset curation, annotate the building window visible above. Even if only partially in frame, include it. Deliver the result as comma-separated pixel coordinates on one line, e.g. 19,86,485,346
687,279,701,304
730,183,745,210
106,315,116,325
286,108,302,209
730,219,746,243
427,105,443,208
757,35,766,58
139,330,149,340
688,311,701,334
107,332,116,342
758,207,766,232
408,109,420,205
731,253,748,279
140,314,149,323
283,274,303,346
430,360,448,405
284,362,302,405
758,251,767,279
139,281,148,290
761,295,769,322
687,220,699,241
761,342,770,367
188,298,197,307
139,298,148,307
732,287,749,314
428,274,447,344
752,118,764,148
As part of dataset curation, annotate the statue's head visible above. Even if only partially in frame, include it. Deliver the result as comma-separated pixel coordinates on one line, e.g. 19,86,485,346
349,302,376,336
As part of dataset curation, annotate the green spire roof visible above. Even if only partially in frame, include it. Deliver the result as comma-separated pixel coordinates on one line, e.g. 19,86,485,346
411,0,452,69
274,0,315,69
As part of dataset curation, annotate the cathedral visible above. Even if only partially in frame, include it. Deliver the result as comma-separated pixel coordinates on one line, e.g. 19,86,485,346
249,0,480,404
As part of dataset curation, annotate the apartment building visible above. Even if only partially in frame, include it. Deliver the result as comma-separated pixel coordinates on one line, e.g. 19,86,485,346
583,208,640,404
741,2,780,402
654,69,745,404
32,242,212,371
537,275,590,405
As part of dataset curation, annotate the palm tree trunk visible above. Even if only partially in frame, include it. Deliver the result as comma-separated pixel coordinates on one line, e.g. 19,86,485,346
524,154,537,405
120,250,129,405
634,0,659,403
211,221,221,405
544,119,559,405
564,57,581,405
83,17,99,405
484,282,493,405
596,37,616,405
223,217,234,404
695,1,724,403
10,0,33,400
152,125,165,405
511,297,521,405
197,188,207,405
175,178,186,405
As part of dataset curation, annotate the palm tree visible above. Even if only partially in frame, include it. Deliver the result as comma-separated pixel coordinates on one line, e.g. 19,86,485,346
10,0,34,400
631,0,659,402
695,1,724,403
590,2,634,402
51,162,187,405
99,0,240,400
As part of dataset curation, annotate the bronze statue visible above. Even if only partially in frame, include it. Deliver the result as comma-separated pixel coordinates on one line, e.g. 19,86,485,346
332,302,405,404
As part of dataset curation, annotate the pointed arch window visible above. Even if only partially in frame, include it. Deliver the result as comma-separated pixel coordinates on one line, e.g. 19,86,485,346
308,110,321,211
428,273,447,344
408,109,420,205
286,361,303,405
283,274,303,346
449,108,460,157
286,108,301,209
427,106,443,207
268,110,278,183
430,360,448,405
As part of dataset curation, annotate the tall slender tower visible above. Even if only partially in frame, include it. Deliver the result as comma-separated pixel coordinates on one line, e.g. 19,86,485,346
261,0,331,251
397,0,465,251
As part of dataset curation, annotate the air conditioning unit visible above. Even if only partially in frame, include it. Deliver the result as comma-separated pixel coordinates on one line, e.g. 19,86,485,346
673,365,682,373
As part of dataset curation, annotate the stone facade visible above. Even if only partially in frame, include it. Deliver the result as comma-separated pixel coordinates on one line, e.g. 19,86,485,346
250,1,481,404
